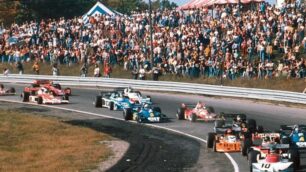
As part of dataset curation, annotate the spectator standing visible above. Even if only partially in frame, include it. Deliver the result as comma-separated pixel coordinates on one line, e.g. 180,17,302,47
16,61,23,75
32,62,40,75
52,63,59,76
139,66,146,80
152,65,160,81
131,67,138,80
93,64,101,77
103,63,112,78
80,63,88,77
3,68,10,76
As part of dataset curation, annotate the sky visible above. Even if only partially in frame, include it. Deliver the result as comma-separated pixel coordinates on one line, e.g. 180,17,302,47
146,0,276,6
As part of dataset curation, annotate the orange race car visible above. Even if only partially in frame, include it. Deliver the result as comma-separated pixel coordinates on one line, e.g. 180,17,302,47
206,128,254,153
207,132,242,152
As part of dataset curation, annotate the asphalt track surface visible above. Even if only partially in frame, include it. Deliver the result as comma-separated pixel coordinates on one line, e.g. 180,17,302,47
1,84,306,172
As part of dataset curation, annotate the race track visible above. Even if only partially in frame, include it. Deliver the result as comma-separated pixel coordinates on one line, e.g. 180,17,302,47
1,84,306,172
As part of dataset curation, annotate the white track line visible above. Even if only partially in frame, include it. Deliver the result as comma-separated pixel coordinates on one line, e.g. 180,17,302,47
0,99,239,172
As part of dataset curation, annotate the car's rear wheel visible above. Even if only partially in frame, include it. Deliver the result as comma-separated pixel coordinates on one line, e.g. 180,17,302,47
109,102,114,110
94,96,102,107
289,149,300,170
64,94,69,101
176,108,185,120
123,108,132,120
206,106,215,113
22,92,30,102
248,150,259,172
37,97,43,104
136,116,142,123
207,132,215,148
191,113,197,122
213,140,217,152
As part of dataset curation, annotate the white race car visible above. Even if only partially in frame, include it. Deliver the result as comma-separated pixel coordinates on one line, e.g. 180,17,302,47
248,144,299,172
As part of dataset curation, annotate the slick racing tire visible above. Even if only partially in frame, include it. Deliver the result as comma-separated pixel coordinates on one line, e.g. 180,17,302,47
207,132,216,148
109,102,114,110
22,91,30,102
176,108,185,120
248,150,259,172
289,149,300,170
206,106,215,113
64,94,69,101
191,113,197,122
37,97,43,104
213,140,217,152
123,108,132,121
94,96,102,107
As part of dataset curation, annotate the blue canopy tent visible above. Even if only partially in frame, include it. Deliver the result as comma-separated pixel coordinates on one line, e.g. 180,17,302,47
82,1,122,23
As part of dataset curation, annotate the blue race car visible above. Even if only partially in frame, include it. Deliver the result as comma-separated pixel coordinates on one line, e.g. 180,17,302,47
94,91,136,110
280,125,306,149
123,104,163,123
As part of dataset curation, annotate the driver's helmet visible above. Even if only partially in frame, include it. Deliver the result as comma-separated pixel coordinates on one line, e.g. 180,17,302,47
236,115,242,122
293,125,299,133
226,128,233,134
41,88,48,93
143,103,149,109
197,101,204,108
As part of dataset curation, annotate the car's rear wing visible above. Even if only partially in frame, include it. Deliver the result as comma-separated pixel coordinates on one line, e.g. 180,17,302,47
255,133,281,139
259,144,290,150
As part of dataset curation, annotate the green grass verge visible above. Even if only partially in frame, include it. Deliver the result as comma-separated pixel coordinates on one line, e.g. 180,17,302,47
0,109,112,172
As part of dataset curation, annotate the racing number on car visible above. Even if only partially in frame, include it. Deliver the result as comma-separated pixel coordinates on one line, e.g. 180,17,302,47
261,163,271,169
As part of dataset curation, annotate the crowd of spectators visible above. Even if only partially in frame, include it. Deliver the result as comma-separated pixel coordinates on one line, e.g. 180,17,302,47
0,1,305,81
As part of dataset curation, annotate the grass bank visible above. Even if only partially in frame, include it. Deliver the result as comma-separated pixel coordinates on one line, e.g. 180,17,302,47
0,62,305,93
0,109,112,172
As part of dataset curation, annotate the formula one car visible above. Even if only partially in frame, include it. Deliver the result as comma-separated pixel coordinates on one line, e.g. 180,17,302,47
31,80,72,96
123,103,163,123
0,84,16,96
214,113,263,135
176,103,218,122
206,131,243,153
94,91,137,110
21,86,69,104
279,125,306,149
248,143,300,172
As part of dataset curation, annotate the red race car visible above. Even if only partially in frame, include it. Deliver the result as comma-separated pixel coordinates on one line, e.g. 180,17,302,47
21,86,69,104
0,84,16,96
32,80,71,96
176,102,219,122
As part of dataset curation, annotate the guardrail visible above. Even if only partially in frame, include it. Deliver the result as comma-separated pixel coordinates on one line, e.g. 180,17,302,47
1,74,306,104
